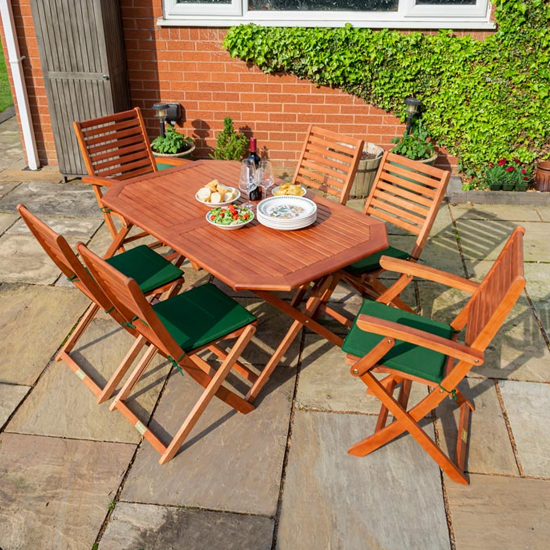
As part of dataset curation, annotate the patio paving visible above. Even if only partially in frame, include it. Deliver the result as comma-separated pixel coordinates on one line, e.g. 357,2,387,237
1,116,550,549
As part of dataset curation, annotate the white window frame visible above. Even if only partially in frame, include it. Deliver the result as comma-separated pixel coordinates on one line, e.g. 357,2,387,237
160,0,494,30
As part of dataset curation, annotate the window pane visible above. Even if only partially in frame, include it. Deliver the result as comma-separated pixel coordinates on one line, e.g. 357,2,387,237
248,0,398,11
177,0,232,4
416,0,475,4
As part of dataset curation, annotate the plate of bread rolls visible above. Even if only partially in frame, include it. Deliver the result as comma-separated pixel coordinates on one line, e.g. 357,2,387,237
196,179,240,206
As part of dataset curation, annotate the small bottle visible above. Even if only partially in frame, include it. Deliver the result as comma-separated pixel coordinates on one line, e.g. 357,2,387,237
248,138,262,200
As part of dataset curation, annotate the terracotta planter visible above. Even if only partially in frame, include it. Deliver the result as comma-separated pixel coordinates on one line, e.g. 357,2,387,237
534,161,550,192
350,143,384,198
152,144,195,160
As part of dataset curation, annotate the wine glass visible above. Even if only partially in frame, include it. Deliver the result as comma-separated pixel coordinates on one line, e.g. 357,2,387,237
239,158,256,210
258,160,274,198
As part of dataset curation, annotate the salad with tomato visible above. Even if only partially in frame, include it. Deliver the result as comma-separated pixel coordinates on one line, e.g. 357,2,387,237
207,204,254,226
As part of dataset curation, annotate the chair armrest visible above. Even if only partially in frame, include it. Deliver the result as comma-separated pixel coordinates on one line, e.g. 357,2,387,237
356,314,484,365
82,175,114,188
155,158,192,167
379,256,479,293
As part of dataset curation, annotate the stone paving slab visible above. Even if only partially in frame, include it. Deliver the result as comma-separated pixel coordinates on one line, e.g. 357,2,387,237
0,181,19,198
417,283,550,382
0,234,67,284
447,474,550,550
536,205,550,221
436,378,518,476
0,182,100,217
0,284,89,385
121,368,294,516
7,214,102,238
297,334,427,414
277,411,451,550
99,502,274,550
6,318,171,444
0,383,30,428
0,432,135,550
450,204,541,222
456,220,550,262
499,380,550,478
0,212,17,234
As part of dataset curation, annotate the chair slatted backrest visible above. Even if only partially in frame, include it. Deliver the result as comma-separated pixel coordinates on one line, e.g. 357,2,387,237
293,125,364,204
17,205,112,310
77,243,182,360
461,227,526,351
73,107,157,181
364,151,450,259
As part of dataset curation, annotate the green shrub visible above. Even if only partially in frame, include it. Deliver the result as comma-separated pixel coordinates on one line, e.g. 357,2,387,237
151,124,194,154
391,119,435,161
223,1,550,187
210,117,249,161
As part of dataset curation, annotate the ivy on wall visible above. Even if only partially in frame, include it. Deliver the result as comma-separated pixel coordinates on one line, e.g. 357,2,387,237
223,0,550,183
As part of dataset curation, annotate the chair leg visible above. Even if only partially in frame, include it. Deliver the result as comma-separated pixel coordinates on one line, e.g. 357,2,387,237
159,323,256,464
351,371,469,485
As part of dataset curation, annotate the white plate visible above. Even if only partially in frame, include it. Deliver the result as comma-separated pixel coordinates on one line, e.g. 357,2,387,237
258,196,317,221
257,214,317,231
205,206,254,231
271,185,307,197
196,187,241,207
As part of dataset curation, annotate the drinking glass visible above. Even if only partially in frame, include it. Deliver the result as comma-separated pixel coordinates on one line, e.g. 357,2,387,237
258,160,274,198
239,159,256,209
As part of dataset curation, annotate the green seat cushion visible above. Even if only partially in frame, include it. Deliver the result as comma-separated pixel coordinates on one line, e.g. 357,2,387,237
342,301,454,383
345,246,410,276
153,283,256,353
156,163,175,171
105,245,182,294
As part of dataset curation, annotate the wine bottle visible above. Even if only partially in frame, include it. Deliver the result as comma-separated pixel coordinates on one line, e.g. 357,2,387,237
248,138,262,200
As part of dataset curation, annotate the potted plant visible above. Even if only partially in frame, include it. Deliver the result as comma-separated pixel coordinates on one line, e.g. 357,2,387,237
481,157,532,191
390,119,437,165
210,117,249,161
151,124,195,158
350,142,384,198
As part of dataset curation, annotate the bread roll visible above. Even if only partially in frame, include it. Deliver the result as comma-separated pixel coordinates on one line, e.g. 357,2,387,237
197,187,211,201
207,179,220,191
211,192,222,203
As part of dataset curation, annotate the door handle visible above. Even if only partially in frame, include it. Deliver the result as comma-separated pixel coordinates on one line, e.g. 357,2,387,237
102,74,110,81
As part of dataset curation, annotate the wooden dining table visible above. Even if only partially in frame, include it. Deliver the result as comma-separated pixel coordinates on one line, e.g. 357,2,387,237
102,160,388,402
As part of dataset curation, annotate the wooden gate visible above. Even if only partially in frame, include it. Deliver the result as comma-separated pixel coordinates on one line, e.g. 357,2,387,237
30,0,130,177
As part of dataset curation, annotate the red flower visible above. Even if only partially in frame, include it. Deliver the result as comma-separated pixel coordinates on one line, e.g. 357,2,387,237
489,162,494,168
521,169,527,174
513,157,521,164
524,176,529,180
498,158,507,166
505,167,515,172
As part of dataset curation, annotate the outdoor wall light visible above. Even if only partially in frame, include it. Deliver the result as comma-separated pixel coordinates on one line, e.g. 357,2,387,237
404,97,422,135
152,102,170,137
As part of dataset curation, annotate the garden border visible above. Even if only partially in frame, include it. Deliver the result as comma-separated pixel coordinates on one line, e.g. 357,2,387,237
446,177,550,205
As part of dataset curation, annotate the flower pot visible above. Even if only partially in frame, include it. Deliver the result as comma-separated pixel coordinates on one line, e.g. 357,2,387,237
502,183,515,191
534,161,550,192
152,144,195,160
515,183,528,192
350,143,384,198
489,183,503,191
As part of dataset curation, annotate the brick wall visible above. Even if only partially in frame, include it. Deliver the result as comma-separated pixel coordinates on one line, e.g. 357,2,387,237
1,0,495,172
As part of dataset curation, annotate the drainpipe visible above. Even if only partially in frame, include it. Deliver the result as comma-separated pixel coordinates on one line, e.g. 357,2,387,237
0,0,40,169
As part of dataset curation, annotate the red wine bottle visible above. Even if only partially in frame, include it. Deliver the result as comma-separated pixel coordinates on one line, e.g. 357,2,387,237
248,138,262,200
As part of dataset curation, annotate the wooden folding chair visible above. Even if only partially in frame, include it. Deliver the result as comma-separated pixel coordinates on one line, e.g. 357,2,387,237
77,242,259,464
73,107,191,247
342,227,525,485
17,204,184,403
341,151,450,312
293,125,364,205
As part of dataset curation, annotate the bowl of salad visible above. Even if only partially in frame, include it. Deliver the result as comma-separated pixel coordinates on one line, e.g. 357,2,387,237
205,204,255,230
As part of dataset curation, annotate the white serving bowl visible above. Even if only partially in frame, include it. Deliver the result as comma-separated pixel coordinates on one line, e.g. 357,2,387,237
271,185,307,197
195,187,241,207
205,206,255,230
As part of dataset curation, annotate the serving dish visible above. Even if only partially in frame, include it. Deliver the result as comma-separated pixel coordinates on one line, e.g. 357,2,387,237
196,187,241,207
205,205,254,230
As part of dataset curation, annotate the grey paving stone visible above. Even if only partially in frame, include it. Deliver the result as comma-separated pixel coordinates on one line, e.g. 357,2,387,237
0,182,100,217
121,368,294,516
436,378,518,476
6,318,171,444
99,502,274,550
277,411,451,550
298,334,427,414
0,383,30,428
0,234,66,284
418,283,550,382
0,432,134,550
522,262,550,339
0,181,19,198
450,204,540,221
447,474,550,550
536,205,550,221
0,212,17,234
0,284,89,385
429,204,454,237
456,220,550,262
7,214,102,238
421,234,466,276
499,380,550,477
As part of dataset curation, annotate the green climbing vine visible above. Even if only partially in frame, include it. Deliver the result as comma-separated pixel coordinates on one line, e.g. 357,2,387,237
223,0,550,186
